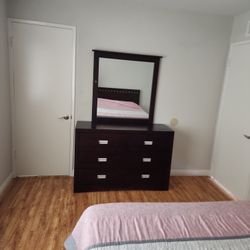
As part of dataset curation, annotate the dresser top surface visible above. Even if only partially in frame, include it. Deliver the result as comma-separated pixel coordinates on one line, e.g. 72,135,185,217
76,121,174,132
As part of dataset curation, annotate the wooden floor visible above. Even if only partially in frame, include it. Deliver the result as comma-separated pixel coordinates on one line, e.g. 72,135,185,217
0,176,232,250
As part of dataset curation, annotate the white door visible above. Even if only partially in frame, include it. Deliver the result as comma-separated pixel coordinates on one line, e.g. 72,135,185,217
10,20,75,176
212,42,250,200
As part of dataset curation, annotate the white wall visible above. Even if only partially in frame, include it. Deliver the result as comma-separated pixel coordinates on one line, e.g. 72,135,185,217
8,0,233,172
0,0,12,186
231,10,250,43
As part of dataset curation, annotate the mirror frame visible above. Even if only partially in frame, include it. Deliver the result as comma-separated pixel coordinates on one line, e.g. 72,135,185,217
92,50,162,126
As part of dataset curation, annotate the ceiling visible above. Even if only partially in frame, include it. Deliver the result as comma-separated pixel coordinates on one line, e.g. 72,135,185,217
143,0,250,16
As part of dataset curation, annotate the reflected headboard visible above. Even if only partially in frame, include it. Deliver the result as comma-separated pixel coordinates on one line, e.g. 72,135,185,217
98,87,140,104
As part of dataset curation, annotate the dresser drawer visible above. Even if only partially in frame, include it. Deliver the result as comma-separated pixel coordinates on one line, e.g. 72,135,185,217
125,152,171,168
75,163,111,171
74,169,169,192
77,151,120,166
127,133,173,152
131,170,170,189
76,169,133,186
77,151,171,169
76,169,114,185
77,133,126,152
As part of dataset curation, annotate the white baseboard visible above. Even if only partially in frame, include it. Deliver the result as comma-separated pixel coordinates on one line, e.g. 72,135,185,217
171,169,210,176
0,172,14,196
209,176,237,200
17,174,70,177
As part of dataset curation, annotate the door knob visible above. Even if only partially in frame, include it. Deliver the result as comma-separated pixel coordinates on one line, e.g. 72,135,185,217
244,135,250,139
58,115,70,120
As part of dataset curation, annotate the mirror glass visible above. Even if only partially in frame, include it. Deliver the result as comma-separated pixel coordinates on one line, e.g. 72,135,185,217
98,58,154,118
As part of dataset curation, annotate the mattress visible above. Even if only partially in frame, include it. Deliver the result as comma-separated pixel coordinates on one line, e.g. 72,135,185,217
65,201,250,250
97,98,149,119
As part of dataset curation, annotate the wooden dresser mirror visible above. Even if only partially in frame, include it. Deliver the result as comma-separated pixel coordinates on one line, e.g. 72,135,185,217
92,50,162,126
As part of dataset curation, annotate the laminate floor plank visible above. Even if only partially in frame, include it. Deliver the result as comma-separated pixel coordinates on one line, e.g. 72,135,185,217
0,176,232,250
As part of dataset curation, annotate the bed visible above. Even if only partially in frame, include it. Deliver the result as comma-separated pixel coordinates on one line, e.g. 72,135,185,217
97,87,149,119
65,201,250,250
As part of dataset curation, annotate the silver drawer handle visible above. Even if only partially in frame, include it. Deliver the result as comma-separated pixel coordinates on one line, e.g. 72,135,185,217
144,140,153,146
97,174,106,179
143,158,151,163
141,174,150,179
98,157,107,162
99,140,109,145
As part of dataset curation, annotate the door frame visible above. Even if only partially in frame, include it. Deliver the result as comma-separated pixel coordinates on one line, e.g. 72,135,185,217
8,18,76,177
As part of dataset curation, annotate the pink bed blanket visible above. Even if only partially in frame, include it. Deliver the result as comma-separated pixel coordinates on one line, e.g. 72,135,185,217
97,98,149,119
65,201,250,250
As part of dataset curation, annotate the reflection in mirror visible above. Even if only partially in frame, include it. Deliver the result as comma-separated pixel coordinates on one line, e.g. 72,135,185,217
98,58,154,119
92,50,161,125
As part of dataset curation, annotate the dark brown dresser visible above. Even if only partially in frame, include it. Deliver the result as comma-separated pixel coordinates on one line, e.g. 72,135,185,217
74,121,174,192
